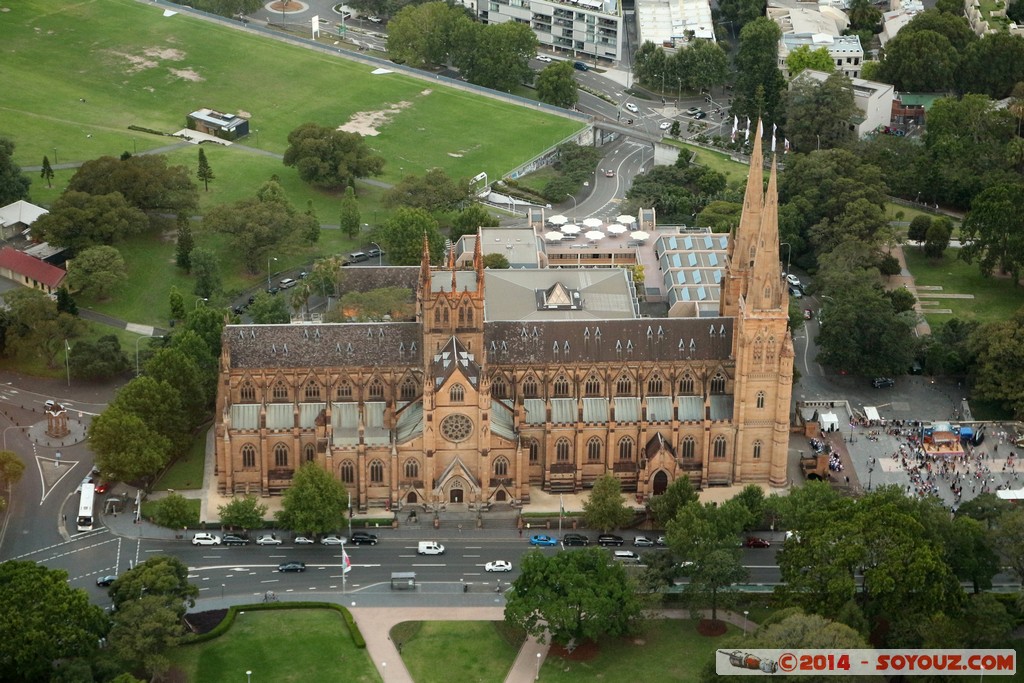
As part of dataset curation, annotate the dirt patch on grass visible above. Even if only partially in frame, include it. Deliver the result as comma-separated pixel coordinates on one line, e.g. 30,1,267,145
169,68,203,82
184,609,229,635
338,101,414,136
145,47,185,61
111,51,158,74
550,639,600,661
697,618,728,637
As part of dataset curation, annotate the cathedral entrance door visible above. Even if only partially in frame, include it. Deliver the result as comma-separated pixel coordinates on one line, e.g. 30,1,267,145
450,487,463,503
653,471,668,495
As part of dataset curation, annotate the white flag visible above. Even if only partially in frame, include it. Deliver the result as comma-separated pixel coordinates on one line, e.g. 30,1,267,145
784,138,791,154
744,118,751,142
771,123,777,153
731,115,738,142
342,546,352,574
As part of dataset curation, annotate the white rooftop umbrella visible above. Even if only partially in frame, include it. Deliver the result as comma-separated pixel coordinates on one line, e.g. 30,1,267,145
617,214,637,224
606,223,627,234
547,214,568,225
560,224,581,234
582,217,603,229
630,230,650,241
544,230,566,241
585,230,605,241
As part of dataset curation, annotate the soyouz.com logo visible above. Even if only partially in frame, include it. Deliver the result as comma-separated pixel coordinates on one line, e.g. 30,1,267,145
716,649,1016,676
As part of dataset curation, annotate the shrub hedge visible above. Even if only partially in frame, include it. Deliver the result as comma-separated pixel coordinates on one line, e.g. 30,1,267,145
182,602,367,648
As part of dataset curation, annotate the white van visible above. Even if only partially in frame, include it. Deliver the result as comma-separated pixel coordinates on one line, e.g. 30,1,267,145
612,550,640,563
417,541,445,555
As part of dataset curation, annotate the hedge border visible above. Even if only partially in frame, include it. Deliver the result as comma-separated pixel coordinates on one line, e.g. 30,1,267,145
183,602,366,648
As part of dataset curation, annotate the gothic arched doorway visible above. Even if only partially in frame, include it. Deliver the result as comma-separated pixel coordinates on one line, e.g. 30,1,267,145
652,471,669,496
449,484,464,503
407,491,418,504
495,490,507,502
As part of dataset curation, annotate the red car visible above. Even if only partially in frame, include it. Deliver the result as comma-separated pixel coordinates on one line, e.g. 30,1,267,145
95,482,111,494
745,537,771,548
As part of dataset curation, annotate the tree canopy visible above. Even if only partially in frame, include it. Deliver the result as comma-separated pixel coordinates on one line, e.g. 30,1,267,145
536,60,579,109
66,245,128,299
376,207,445,266
453,21,537,92
277,463,350,535
0,136,31,205
282,123,385,189
785,45,835,76
32,190,148,250
783,72,857,154
383,168,471,212
218,495,269,531
733,18,787,124
67,154,198,214
582,474,634,532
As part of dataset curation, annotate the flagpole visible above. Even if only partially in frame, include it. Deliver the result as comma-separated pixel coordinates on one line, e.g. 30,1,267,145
559,494,563,535
342,542,346,595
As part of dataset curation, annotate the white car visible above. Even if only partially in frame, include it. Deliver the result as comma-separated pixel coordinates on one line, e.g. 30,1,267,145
367,15,383,23
256,534,282,546
191,533,221,546
321,535,346,545
536,54,552,63
786,273,801,288
624,102,639,113
659,121,672,130
485,560,512,572
293,536,315,545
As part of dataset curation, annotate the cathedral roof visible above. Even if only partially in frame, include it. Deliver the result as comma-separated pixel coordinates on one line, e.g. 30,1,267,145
226,323,422,369
483,268,637,321
431,336,481,389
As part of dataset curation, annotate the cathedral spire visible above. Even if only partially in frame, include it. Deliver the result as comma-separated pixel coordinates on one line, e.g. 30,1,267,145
749,155,785,312
419,232,431,290
474,228,484,290
733,120,764,272
449,241,457,292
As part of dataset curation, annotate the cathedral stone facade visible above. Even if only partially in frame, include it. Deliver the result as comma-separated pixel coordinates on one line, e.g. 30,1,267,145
213,128,794,510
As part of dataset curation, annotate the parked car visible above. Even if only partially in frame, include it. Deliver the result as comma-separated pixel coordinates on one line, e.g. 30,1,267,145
612,550,641,563
659,121,672,130
694,112,707,119
789,286,802,298
562,533,589,546
803,308,813,320
685,107,702,116
367,15,383,23
872,377,895,388
256,534,282,546
655,536,667,547
597,534,625,547
279,277,297,289
573,61,589,71
96,575,118,587
485,560,512,572
95,482,111,494
277,561,306,573
266,286,280,295
529,534,558,546
191,533,221,546
786,273,801,288
321,535,346,545
745,537,771,548
624,102,639,113
222,534,250,546
633,536,655,547
536,54,552,63
350,532,379,545
293,536,315,545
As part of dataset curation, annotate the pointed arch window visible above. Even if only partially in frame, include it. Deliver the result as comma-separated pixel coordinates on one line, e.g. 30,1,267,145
753,335,764,363
752,440,763,460
679,375,695,395
528,439,539,463
618,437,634,461
617,375,632,395
647,376,663,395
713,436,727,459
710,373,726,394
434,308,441,324
492,376,508,399
585,375,601,396
369,459,385,483
555,438,571,462
240,382,256,402
303,443,316,463
368,379,384,400
304,381,321,401
459,306,466,325
553,377,570,398
401,378,417,401
523,378,538,399
766,336,777,364
756,391,766,409
241,444,256,468
494,457,510,476
681,436,695,459
274,443,289,467
443,308,449,323
404,459,419,479
450,384,465,403
272,381,289,402
341,460,355,483
466,307,474,325
337,382,352,400
587,437,602,461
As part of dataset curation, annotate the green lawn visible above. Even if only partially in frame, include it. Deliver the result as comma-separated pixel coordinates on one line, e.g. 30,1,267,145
140,497,200,527
539,619,729,682
169,608,379,682
902,247,1024,325
670,142,753,189
395,621,525,683
155,426,210,492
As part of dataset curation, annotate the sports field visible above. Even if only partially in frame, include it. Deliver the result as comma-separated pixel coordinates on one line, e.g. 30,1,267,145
1,0,583,183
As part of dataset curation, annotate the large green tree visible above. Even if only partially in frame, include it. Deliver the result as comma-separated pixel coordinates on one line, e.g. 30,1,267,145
376,207,444,266
154,492,200,529
0,562,107,681
386,2,470,67
339,186,361,239
733,18,787,124
450,204,499,241
0,136,31,205
196,147,215,192
65,245,128,299
968,309,1024,419
90,405,172,486
453,21,537,92
536,61,579,108
878,29,958,92
283,123,385,189
504,548,644,646
648,475,698,527
784,72,857,154
2,288,86,368
959,33,1024,98
718,0,767,32
218,495,269,531
785,45,835,76
32,190,148,251
109,555,198,613
111,375,190,453
383,168,470,212
582,474,633,532
277,463,350,535
683,39,730,93
107,595,186,679
815,282,916,375
960,182,1024,280
67,154,198,214
190,247,222,299
69,334,130,380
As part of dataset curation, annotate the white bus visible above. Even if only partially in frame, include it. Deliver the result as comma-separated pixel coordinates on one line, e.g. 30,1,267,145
76,483,95,532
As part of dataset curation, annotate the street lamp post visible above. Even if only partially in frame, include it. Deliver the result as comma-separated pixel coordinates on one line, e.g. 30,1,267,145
779,242,792,277
743,610,749,635
53,148,58,165
195,297,208,310
267,256,278,290
64,339,70,387
254,129,260,148
246,671,252,683
382,662,386,681
536,652,542,680
564,194,577,220
370,241,382,266
868,466,874,491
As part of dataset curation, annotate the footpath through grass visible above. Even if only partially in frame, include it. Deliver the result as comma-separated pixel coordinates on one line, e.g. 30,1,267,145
169,608,378,682
902,247,1024,325
395,620,525,683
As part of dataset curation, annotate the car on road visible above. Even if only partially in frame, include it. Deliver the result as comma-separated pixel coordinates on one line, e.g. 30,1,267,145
562,533,589,546
277,561,306,573
95,482,111,494
350,532,379,545
633,536,655,547
279,277,297,289
612,550,641,563
789,286,802,298
803,308,813,320
656,536,667,547
659,121,672,130
293,536,315,544
604,169,615,177
367,15,383,23
266,286,280,295
529,534,558,546
536,54,552,62
872,377,895,388
192,533,221,546
222,534,250,546
694,112,707,119
96,575,118,587
573,61,589,71
321,535,346,545
685,107,702,116
485,560,512,572
597,534,625,546
256,534,282,546
745,537,771,548
76,476,94,493
624,102,639,113
786,273,801,288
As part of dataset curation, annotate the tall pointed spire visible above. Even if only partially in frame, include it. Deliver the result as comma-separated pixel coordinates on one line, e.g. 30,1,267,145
474,227,484,290
733,119,764,272
419,232,432,290
449,241,457,292
750,155,785,312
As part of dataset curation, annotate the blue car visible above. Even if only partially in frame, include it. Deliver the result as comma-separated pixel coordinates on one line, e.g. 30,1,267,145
529,534,558,546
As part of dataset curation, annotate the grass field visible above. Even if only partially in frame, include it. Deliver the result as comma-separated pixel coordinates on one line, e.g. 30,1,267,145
169,609,379,682
902,247,1024,325
155,425,210,491
394,620,525,683
670,141,755,189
